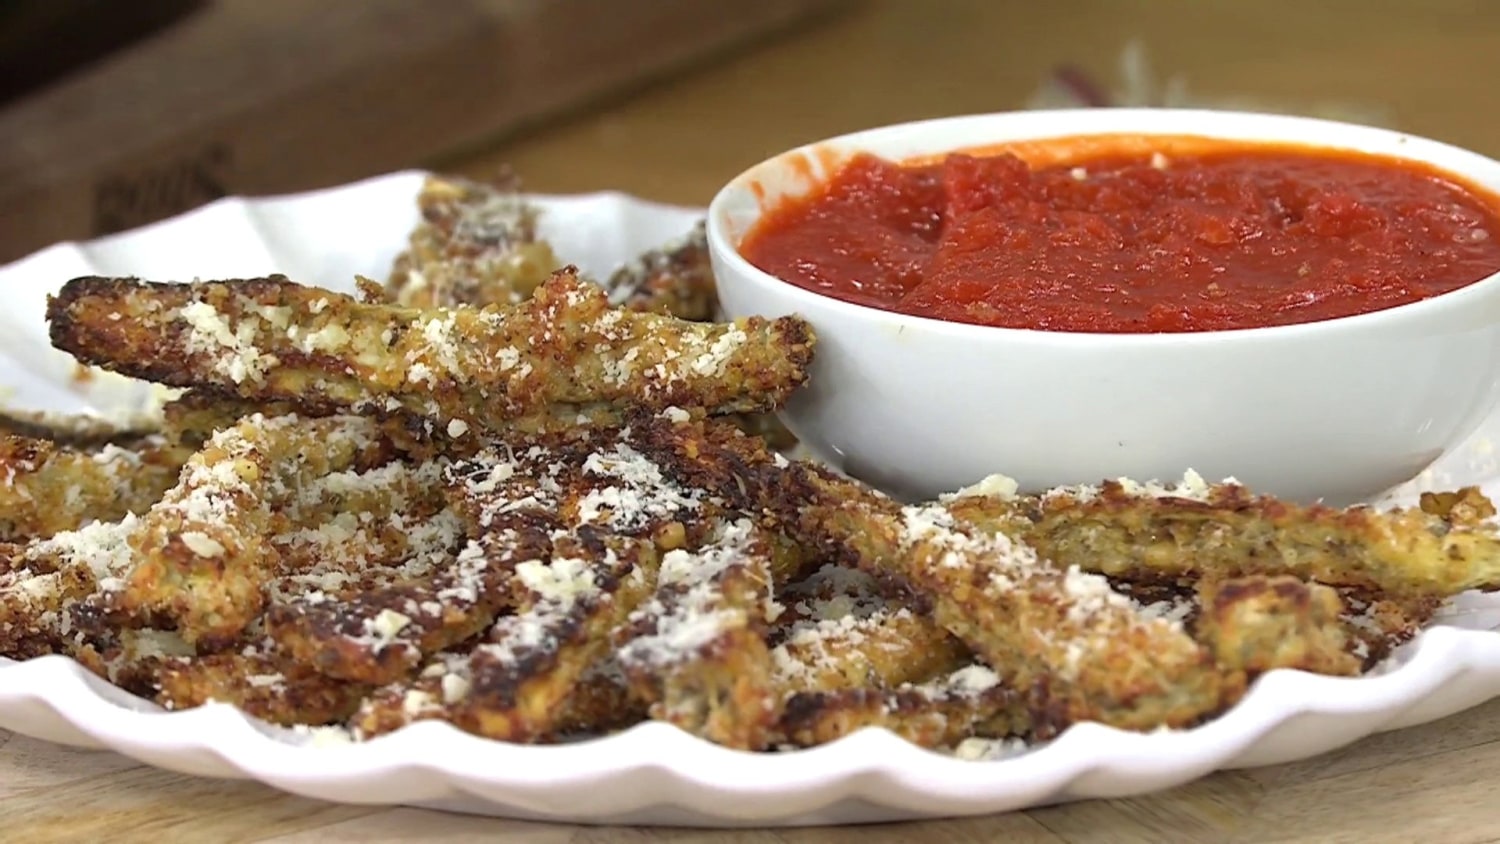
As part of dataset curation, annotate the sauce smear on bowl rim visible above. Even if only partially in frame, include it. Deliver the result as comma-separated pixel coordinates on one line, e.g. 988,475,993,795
737,135,1500,333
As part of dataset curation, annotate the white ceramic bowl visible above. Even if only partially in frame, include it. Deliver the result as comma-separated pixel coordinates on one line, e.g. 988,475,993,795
707,109,1500,505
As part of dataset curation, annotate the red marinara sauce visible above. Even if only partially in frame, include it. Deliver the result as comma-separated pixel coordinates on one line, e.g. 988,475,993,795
737,140,1500,333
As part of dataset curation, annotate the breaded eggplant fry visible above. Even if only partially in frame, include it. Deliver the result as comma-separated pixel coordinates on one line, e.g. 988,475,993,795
375,401,630,459
71,628,193,696
160,391,301,448
946,472,1500,597
764,523,822,585
451,533,657,743
266,449,558,685
461,427,715,545
111,413,388,646
616,518,779,750
268,457,455,584
0,535,106,657
162,388,624,460
1194,575,1361,678
264,449,528,686
435,428,745,741
271,420,717,689
629,417,1226,734
1341,590,1442,668
1418,486,1497,524
386,173,560,308
47,271,815,430
1125,578,1424,673
4,570,183,693
605,221,716,321
357,534,658,742
777,664,1025,749
867,497,1224,734
353,424,718,740
545,659,645,738
352,652,472,736
771,567,970,694
0,435,190,541
156,648,370,725
267,538,527,686
353,651,645,740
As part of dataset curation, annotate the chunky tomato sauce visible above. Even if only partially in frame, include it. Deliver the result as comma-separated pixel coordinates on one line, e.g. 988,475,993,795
738,140,1500,332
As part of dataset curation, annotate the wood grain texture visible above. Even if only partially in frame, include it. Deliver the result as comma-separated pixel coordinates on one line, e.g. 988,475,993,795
8,0,1500,840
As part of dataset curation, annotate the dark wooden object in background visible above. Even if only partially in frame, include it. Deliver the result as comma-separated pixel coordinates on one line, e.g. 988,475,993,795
0,0,847,263
0,0,204,107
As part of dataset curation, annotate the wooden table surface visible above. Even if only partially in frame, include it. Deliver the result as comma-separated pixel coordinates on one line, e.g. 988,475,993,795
9,1,1500,841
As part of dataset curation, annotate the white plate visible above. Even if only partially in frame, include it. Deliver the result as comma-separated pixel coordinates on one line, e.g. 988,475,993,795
2,170,1499,827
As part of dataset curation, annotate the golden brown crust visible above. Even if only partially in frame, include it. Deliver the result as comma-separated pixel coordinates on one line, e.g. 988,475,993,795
386,173,560,309
156,650,370,726
160,388,630,461
264,449,555,685
48,271,815,430
457,536,657,742
1419,486,1497,524
770,565,970,694
269,538,521,686
776,665,1025,749
348,424,718,741
266,458,457,588
351,652,647,741
0,550,98,657
159,391,301,448
545,661,646,738
605,221,716,321
947,477,1500,597
616,519,780,750
354,535,659,742
624,416,1227,735
1194,575,1361,678
1339,590,1441,668
0,434,189,541
106,414,390,647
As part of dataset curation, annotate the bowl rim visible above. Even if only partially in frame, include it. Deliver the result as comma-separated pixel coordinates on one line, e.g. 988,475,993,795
706,107,1500,347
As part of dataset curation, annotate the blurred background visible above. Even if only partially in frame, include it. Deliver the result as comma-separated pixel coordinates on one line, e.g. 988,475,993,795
0,0,1493,261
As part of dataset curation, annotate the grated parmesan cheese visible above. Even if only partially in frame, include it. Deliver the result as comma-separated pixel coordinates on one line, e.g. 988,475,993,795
178,300,276,383
180,531,226,558
366,608,412,650
619,520,764,669
577,443,701,530
27,514,139,584
1049,469,1225,503
945,473,1020,501
688,326,747,376
514,556,599,608
440,671,471,704
951,736,1031,761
